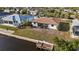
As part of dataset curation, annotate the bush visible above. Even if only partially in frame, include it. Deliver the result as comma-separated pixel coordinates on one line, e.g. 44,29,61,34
18,20,29,29
58,22,70,31
21,8,27,14
53,37,79,51
22,21,29,26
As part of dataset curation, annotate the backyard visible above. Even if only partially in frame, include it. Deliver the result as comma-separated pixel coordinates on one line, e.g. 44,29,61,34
13,27,71,43
0,25,71,43
0,25,79,50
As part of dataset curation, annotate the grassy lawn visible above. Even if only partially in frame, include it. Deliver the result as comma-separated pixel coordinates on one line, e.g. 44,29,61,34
0,25,18,31
0,25,79,51
0,25,71,43
0,25,55,43
14,27,56,43
13,27,71,43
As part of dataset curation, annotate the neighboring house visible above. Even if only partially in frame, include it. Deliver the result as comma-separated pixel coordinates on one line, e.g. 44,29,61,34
27,8,38,16
4,8,15,13
29,10,37,16
0,12,11,17
31,17,60,30
63,9,72,12
0,14,35,27
71,19,79,37
4,9,10,13
76,10,79,13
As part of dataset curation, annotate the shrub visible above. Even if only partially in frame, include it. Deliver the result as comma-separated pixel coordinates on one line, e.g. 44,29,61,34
21,8,27,14
53,37,79,51
18,20,30,29
58,22,70,31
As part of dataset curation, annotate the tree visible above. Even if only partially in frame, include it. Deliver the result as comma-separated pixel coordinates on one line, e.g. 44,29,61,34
64,13,69,19
18,20,29,29
53,37,69,51
21,8,27,14
53,37,79,51
58,22,70,31
22,20,29,26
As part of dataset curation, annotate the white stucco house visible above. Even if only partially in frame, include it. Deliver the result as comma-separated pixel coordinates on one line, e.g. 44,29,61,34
31,17,60,30
4,9,10,13
29,10,38,16
70,19,79,38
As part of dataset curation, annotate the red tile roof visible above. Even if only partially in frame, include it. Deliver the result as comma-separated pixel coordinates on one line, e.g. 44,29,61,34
32,17,60,24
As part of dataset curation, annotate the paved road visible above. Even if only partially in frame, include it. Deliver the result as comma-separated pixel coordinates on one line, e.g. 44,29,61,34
0,34,44,51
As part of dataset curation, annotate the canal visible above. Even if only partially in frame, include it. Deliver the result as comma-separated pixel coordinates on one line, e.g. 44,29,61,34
0,34,44,51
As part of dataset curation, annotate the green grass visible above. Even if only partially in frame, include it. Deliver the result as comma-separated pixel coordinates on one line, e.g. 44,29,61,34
0,25,78,50
0,25,71,43
0,25,55,43
0,25,18,31
14,27,55,43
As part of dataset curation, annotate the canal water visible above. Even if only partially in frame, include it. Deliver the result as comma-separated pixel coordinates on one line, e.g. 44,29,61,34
0,34,44,51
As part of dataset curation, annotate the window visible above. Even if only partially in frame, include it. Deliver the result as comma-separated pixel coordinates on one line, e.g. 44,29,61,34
0,20,3,23
13,16,17,23
51,24,54,27
9,21,13,24
4,21,8,23
34,22,36,24
14,21,18,23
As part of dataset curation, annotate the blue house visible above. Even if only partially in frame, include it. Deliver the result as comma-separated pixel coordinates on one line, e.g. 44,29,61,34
0,12,11,16
0,14,35,27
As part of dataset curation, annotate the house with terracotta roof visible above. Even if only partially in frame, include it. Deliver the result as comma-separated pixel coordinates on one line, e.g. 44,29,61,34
31,17,60,30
